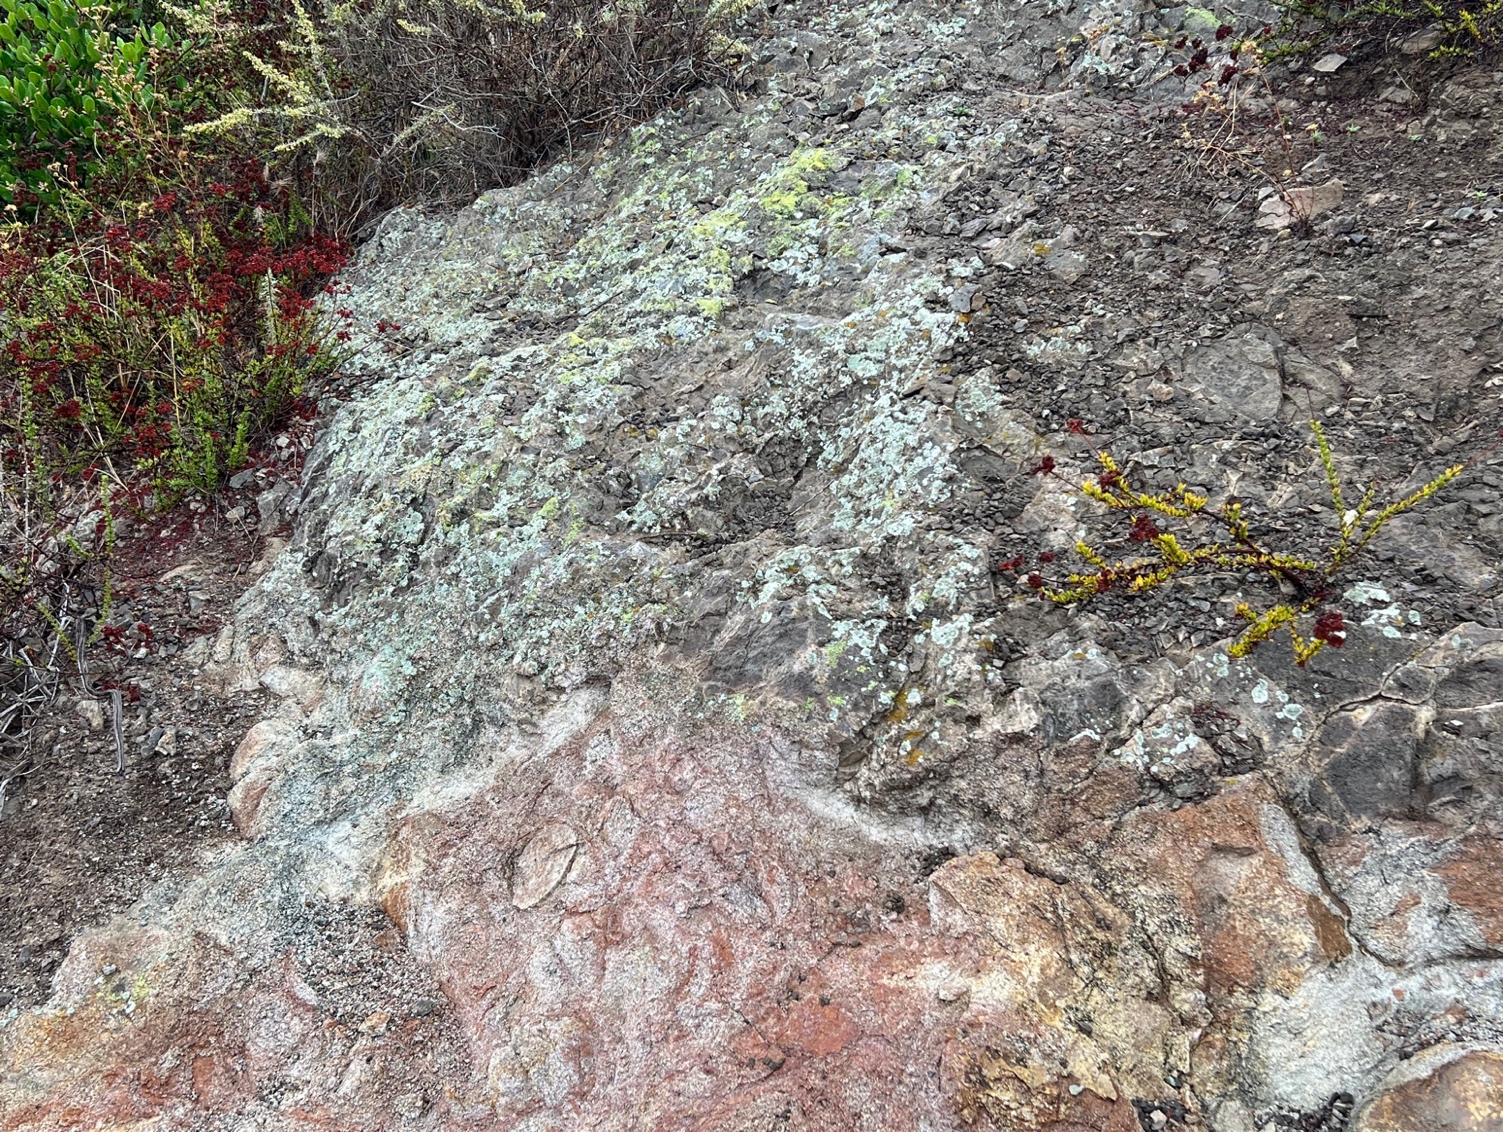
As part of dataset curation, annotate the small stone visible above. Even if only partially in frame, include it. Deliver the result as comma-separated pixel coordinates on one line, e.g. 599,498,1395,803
949,284,983,312
1299,154,1330,180
75,699,105,732
359,1009,392,1035
100,963,118,976
409,998,439,1017
936,980,969,1002
1047,250,1089,283
1400,24,1445,53
1256,180,1345,231
1312,52,1346,72
256,481,292,523
1068,1083,1084,1096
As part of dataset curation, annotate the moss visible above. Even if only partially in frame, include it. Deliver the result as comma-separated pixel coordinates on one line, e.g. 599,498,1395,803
761,190,805,218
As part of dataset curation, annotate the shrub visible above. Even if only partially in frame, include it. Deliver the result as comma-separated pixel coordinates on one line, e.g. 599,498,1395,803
0,0,182,206
0,153,347,505
1273,0,1502,61
192,0,756,224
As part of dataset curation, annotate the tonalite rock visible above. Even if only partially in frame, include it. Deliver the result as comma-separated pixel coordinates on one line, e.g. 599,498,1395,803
4,0,1503,1128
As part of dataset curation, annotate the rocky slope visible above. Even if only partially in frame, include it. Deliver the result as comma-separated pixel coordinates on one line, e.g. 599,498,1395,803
3,0,1503,1129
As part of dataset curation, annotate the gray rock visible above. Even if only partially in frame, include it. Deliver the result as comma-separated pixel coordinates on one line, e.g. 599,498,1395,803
1309,701,1428,823
1183,331,1284,421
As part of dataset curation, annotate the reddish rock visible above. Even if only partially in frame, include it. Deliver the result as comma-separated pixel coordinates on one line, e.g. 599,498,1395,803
376,718,979,1129
1113,778,1351,1001
0,922,490,1131
1436,836,1503,945
1355,1047,1503,1131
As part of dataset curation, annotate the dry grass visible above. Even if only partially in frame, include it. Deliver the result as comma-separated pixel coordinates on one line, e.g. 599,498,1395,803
193,0,755,230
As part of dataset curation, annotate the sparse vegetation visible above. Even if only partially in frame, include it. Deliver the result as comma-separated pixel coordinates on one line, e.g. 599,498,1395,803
190,0,755,227
1000,420,1482,667
1274,0,1502,62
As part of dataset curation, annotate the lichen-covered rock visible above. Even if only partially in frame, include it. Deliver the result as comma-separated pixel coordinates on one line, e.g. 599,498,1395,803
4,0,1503,1128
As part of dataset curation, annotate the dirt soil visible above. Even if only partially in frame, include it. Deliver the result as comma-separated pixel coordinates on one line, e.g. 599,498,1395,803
0,439,317,1010
935,57,1503,661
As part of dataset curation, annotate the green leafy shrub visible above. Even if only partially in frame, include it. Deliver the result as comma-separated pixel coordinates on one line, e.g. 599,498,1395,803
0,0,181,205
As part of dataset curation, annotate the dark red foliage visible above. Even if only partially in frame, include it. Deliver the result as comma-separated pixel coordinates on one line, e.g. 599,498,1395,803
1026,573,1045,589
1,150,349,490
1129,515,1161,542
1038,551,1056,563
1314,610,1346,647
1029,455,1057,477
1067,418,1087,435
1215,23,1234,39
996,555,1023,572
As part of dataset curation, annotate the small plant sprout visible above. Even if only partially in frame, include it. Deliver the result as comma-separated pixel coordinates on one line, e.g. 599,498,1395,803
1001,419,1480,667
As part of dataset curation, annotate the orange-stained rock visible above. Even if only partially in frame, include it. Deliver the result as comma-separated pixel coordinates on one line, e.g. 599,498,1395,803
229,718,293,783
1436,836,1503,945
1111,777,1351,1003
931,854,1173,1131
1354,1047,1503,1132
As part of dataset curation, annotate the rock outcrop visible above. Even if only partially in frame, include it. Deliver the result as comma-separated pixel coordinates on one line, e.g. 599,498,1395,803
4,0,1503,1128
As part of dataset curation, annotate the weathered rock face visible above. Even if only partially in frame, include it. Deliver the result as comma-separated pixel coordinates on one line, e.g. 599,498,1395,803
5,0,1503,1127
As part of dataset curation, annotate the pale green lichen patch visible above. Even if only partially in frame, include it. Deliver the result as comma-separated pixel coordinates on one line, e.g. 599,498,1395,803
268,0,1052,754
